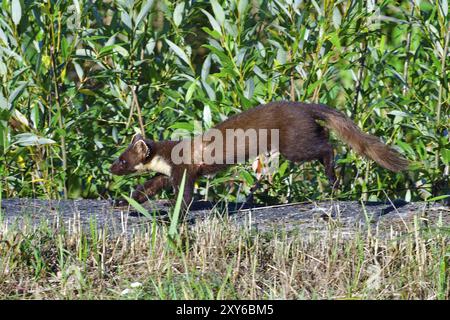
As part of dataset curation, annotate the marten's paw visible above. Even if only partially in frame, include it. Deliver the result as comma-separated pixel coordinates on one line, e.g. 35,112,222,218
112,198,129,207
131,185,149,203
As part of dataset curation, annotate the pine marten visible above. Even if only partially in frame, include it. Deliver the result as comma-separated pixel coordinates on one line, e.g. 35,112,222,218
110,101,409,209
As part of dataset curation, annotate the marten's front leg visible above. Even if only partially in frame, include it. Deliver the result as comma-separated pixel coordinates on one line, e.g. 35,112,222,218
132,174,171,203
114,174,171,206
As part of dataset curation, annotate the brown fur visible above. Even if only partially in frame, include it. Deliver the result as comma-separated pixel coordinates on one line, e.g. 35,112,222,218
110,101,409,210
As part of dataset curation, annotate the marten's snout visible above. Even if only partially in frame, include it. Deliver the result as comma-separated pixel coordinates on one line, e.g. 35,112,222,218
109,161,117,174
110,159,122,175
110,156,136,176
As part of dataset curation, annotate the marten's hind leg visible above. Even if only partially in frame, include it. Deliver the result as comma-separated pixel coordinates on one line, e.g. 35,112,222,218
320,144,338,189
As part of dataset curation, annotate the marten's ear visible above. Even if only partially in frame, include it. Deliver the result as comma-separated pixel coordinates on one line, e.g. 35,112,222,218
133,140,149,156
131,133,144,145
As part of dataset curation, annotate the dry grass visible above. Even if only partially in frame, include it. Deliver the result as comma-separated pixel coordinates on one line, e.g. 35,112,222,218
0,211,449,300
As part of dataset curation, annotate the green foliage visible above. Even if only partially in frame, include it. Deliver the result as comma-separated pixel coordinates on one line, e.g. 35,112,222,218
0,0,448,202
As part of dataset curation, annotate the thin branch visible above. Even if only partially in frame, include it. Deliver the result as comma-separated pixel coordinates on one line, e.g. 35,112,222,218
435,24,450,169
402,2,415,95
352,41,367,118
50,20,67,199
131,85,146,138
289,49,295,101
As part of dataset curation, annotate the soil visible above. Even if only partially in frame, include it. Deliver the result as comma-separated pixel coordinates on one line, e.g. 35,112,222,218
1,198,449,237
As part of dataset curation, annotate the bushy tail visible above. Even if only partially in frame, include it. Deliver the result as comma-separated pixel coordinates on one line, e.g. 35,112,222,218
308,104,409,172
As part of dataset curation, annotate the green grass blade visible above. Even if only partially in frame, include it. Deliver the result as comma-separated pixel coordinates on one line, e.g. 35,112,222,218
122,195,151,218
169,169,187,238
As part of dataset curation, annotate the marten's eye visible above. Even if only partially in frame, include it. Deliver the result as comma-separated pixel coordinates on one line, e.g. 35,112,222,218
120,159,127,165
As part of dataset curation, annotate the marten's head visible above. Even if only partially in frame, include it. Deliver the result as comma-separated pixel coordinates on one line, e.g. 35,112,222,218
110,134,152,175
